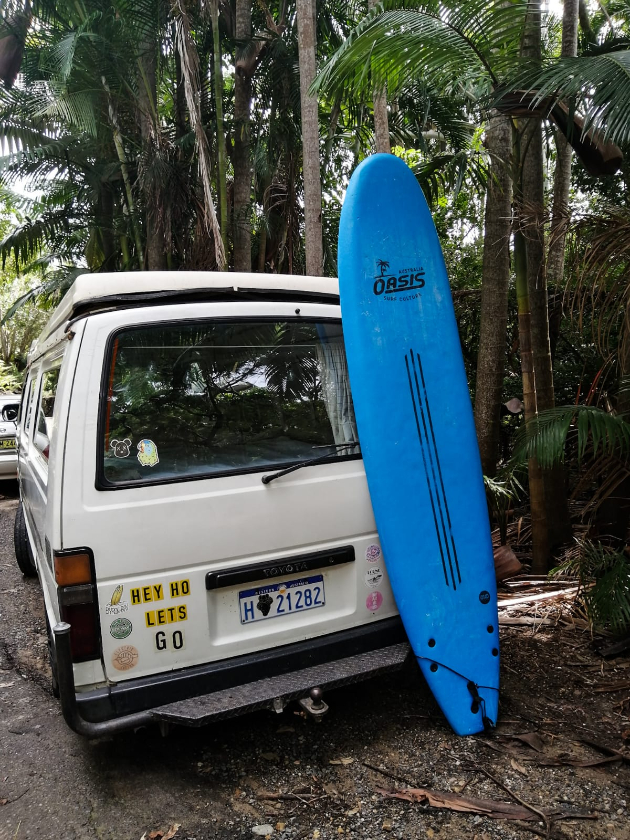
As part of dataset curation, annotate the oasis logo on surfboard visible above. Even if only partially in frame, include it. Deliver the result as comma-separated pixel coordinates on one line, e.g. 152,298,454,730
373,259,425,300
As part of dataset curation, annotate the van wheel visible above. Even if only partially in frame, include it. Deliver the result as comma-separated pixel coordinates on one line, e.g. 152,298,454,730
14,502,37,577
46,617,60,698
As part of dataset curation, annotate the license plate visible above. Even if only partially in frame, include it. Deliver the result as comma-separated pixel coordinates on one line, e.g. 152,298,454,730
239,575,325,624
0,438,15,449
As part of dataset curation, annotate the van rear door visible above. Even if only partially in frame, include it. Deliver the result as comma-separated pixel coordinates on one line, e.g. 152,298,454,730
61,300,397,684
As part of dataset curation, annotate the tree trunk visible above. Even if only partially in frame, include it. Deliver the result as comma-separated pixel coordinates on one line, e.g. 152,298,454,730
512,122,550,573
474,113,512,477
233,0,252,272
296,0,323,276
368,0,390,154
210,0,229,268
137,42,166,271
547,0,578,290
522,0,571,556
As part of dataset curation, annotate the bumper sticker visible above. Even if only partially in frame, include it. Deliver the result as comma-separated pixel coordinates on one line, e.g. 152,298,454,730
110,618,133,640
365,544,382,562
366,591,383,612
112,645,139,671
364,566,384,589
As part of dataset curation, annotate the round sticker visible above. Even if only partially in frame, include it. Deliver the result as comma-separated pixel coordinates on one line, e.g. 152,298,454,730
365,544,382,563
364,566,384,589
109,618,132,640
366,591,383,612
111,645,139,671
479,590,491,604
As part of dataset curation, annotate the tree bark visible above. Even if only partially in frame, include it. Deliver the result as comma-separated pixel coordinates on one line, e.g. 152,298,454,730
474,113,512,476
233,0,252,272
522,0,571,555
296,0,323,276
210,0,229,268
369,0,390,154
137,42,167,271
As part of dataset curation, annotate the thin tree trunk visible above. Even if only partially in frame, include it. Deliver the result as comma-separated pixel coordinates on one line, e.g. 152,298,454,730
547,0,578,289
474,113,512,476
522,0,571,557
102,76,144,266
138,43,166,271
210,0,228,268
513,124,550,573
233,0,252,272
296,0,323,276
369,0,390,154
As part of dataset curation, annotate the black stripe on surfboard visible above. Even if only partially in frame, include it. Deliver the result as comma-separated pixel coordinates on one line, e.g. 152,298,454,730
405,352,450,587
414,350,462,586
409,351,458,590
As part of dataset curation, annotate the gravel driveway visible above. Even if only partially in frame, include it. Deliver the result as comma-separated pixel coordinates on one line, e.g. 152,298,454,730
1,482,629,840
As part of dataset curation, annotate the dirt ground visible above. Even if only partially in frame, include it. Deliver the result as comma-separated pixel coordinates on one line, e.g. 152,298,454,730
1,483,629,840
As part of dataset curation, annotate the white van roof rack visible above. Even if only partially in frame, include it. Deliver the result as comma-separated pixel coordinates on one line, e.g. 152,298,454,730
41,271,340,341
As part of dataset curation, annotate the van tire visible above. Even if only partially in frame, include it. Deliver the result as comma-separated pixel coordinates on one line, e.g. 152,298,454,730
14,502,37,577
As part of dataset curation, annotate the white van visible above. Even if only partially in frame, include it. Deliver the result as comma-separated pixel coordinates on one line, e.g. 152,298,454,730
15,272,408,736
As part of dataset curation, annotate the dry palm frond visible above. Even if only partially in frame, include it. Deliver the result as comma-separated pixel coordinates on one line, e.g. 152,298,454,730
173,1,225,269
565,207,630,361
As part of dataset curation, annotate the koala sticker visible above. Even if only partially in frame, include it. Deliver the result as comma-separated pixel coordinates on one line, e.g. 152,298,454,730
137,439,159,467
110,438,132,458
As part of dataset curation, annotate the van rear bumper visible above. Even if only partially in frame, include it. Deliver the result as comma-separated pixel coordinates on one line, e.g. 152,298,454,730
55,618,409,735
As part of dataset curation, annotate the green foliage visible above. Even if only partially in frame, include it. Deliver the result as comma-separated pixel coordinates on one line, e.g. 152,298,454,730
511,405,630,469
552,540,630,634
0,360,22,392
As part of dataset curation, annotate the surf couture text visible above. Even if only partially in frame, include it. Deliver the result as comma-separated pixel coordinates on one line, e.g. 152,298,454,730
373,260,425,299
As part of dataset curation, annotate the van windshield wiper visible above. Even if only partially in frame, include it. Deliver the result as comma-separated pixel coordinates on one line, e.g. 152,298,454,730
261,441,360,485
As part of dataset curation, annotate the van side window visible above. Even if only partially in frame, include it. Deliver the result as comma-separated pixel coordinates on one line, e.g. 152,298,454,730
100,319,359,487
23,373,37,435
34,366,61,461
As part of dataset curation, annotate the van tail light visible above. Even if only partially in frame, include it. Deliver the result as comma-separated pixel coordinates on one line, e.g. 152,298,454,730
55,549,100,662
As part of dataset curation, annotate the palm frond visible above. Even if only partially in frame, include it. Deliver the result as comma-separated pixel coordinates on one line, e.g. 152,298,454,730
496,50,630,146
314,0,529,101
511,405,630,469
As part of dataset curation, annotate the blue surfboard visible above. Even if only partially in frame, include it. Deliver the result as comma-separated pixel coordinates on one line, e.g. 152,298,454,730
338,154,499,735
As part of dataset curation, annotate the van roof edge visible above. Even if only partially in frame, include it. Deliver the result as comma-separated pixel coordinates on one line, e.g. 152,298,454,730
35,271,340,351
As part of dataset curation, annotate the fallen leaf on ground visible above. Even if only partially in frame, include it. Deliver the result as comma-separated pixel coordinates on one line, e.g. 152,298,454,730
377,788,595,822
140,825,181,840
506,732,545,752
0,799,7,806
329,757,354,765
510,759,528,775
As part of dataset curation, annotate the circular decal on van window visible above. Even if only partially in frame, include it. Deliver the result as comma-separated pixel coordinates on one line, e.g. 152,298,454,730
110,618,132,640
364,566,384,589
365,544,381,563
111,644,139,671
137,439,159,467
366,591,383,612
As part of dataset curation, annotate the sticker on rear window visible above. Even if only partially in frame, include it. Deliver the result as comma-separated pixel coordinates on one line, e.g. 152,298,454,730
110,439,132,458
137,439,159,467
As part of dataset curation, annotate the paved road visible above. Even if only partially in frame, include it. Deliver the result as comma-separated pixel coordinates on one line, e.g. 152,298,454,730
2,481,629,840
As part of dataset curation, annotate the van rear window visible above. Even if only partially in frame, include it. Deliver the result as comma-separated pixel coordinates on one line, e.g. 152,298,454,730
101,320,358,486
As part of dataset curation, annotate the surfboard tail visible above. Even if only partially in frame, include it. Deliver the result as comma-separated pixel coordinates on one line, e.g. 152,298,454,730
418,658,499,736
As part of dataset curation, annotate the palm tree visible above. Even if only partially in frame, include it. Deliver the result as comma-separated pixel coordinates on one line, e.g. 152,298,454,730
296,0,323,276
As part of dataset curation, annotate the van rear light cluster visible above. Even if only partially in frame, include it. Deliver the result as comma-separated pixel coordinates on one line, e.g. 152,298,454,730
55,549,100,661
